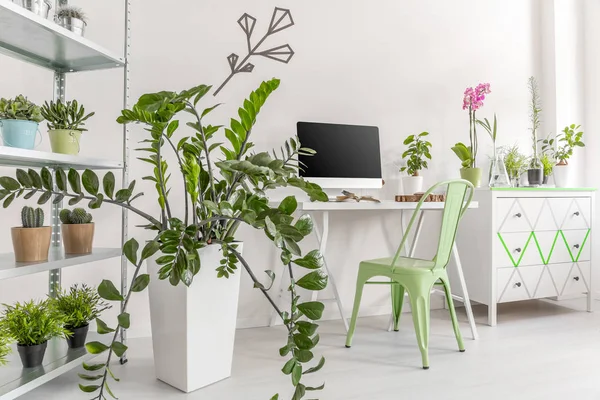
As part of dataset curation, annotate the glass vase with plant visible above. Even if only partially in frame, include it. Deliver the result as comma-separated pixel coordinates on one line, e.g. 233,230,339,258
477,114,510,187
0,95,44,150
453,83,491,187
51,284,111,349
0,79,328,399
527,76,543,186
502,145,528,187
40,99,95,155
399,131,432,194
541,124,584,187
0,300,67,368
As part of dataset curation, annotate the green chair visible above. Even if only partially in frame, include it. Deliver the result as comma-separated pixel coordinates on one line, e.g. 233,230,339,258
345,179,474,369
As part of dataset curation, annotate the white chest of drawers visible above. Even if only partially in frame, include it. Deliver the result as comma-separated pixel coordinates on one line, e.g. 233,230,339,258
456,188,596,326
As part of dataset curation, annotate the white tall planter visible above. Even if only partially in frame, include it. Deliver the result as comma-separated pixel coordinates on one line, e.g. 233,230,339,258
147,243,243,393
553,165,571,188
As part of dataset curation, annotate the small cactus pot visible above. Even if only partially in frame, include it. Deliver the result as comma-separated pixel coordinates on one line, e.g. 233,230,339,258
61,223,94,254
11,226,52,262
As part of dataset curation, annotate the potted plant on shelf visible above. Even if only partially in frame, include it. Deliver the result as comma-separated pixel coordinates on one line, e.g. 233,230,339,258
51,284,111,349
11,206,51,262
0,79,328,400
477,114,510,187
399,131,432,194
40,99,94,155
503,145,528,187
0,300,66,368
541,124,584,188
0,95,43,150
540,153,554,185
55,5,87,36
59,208,94,254
454,82,491,187
527,76,544,186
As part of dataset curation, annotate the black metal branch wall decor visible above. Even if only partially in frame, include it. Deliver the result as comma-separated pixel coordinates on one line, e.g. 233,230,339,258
213,7,295,96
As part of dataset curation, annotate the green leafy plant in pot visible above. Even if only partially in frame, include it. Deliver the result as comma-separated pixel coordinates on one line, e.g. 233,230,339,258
399,132,432,194
502,145,528,187
11,206,51,263
527,76,543,186
41,99,94,155
0,95,44,150
0,79,329,399
60,208,94,254
55,5,87,36
540,153,554,185
541,124,584,188
0,300,67,368
51,284,110,349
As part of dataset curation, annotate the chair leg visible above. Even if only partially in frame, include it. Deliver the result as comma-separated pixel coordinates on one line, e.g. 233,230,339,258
406,282,432,369
391,283,405,331
345,271,368,348
441,278,465,352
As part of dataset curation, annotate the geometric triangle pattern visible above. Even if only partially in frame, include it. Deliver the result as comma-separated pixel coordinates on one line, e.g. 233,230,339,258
498,230,589,266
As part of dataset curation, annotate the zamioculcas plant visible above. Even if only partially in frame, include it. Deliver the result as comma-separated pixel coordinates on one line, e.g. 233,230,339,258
0,79,328,400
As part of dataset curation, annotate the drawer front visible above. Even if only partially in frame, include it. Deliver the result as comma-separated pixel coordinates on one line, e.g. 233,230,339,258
495,232,542,267
557,198,591,231
562,262,591,296
497,268,529,303
497,198,533,233
560,229,591,262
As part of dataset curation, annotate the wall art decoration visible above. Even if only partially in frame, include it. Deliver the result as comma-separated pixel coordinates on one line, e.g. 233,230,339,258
214,7,295,96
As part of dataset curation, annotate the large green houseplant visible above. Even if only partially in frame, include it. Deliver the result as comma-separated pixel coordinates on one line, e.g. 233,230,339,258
0,79,328,399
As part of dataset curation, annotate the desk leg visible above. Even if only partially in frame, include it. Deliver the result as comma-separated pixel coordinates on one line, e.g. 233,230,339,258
452,243,479,340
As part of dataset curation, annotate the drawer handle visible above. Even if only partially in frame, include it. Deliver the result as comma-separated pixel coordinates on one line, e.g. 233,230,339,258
514,213,522,218
574,211,580,216
514,282,522,288
574,244,580,249
574,276,580,282
514,248,522,253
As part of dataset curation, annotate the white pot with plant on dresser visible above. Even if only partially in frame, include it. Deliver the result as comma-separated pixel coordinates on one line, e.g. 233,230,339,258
456,188,595,326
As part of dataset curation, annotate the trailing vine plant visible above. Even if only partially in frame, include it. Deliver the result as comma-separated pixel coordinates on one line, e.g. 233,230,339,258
0,79,329,400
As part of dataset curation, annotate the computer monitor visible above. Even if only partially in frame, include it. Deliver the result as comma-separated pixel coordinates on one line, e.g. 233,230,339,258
297,121,382,189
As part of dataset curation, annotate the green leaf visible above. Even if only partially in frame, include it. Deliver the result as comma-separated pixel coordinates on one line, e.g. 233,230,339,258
78,373,103,381
118,312,130,329
85,341,109,355
282,358,296,375
2,193,15,208
104,382,118,399
96,318,115,334
103,172,115,199
283,237,302,256
68,169,82,193
82,169,99,195
78,384,100,393
131,274,150,292
304,356,325,374
278,225,304,241
0,177,19,191
111,341,128,357
37,191,52,205
28,169,42,189
278,196,298,215
292,250,323,270
55,168,67,191
82,362,106,371
265,216,277,236
141,241,160,260
296,350,314,363
167,120,179,137
296,321,318,336
98,280,124,301
16,169,32,188
41,167,53,190
68,194,84,206
296,270,328,291
292,364,302,386
292,384,306,400
107,367,120,382
306,383,325,391
297,301,324,320
279,343,294,356
123,238,139,265
294,333,315,350
294,214,313,236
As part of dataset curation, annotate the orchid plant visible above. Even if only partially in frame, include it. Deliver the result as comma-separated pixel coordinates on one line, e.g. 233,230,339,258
453,83,491,169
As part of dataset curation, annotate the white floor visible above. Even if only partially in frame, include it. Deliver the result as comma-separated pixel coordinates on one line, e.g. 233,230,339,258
21,298,600,400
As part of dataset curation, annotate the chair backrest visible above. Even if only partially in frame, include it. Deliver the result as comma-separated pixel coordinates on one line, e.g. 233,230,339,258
391,179,474,271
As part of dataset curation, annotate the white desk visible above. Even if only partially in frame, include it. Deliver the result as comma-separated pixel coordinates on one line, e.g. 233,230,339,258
269,200,479,340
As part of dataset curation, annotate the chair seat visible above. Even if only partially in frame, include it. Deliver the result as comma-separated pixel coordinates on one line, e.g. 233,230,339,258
360,256,436,275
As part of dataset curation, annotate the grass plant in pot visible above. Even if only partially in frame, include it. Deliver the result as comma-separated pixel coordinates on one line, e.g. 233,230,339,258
399,131,432,194
527,77,543,186
0,95,44,150
11,206,51,262
453,83,492,187
0,79,329,399
41,99,94,155
55,6,87,36
541,124,584,188
60,208,94,254
52,284,110,349
503,145,528,187
0,300,66,368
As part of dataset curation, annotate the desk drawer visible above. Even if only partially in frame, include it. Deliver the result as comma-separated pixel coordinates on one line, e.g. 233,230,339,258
497,265,559,302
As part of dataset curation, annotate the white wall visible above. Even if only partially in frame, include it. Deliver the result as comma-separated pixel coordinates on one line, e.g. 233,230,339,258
0,0,545,337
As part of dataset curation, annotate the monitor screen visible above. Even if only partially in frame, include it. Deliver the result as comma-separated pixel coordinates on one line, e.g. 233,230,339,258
297,122,382,179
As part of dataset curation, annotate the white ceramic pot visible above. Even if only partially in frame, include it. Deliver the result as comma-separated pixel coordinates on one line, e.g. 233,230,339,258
147,243,243,393
553,164,570,188
402,176,424,194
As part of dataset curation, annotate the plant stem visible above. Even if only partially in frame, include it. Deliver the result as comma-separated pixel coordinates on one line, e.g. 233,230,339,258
155,140,173,224
162,133,189,226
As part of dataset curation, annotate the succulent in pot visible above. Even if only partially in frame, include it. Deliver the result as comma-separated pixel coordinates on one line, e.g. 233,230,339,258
11,206,51,262
51,284,111,349
40,99,94,155
399,131,432,194
55,5,87,36
0,95,44,150
59,208,94,254
0,300,67,368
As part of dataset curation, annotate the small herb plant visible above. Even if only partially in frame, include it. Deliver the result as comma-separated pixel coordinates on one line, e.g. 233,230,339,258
503,145,528,180
56,6,87,22
0,336,10,366
60,208,93,224
52,284,110,330
540,153,554,177
400,132,432,176
541,124,584,165
0,95,43,122
0,300,67,346
451,142,474,169
21,206,44,228
40,99,95,131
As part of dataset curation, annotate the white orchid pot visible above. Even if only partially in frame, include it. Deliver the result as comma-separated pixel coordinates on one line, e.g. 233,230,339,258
147,243,243,393
402,176,424,195
552,163,571,188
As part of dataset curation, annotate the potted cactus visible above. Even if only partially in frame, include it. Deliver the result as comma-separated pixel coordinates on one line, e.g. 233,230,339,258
0,95,44,150
59,208,94,254
40,99,94,155
11,206,51,262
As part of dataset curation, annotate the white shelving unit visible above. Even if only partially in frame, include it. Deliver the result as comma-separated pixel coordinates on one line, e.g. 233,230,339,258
0,0,131,398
